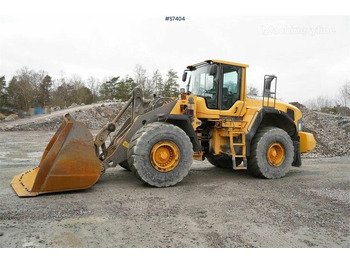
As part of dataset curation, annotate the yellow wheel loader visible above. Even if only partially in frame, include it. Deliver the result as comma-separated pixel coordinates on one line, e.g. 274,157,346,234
11,60,316,197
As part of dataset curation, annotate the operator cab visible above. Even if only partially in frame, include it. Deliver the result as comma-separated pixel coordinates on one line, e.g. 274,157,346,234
182,60,249,111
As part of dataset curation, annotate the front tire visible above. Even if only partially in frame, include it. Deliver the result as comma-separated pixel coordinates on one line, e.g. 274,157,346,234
127,122,193,187
248,127,294,179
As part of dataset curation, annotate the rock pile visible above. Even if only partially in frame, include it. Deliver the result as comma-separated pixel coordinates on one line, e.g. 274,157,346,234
2,103,131,132
70,103,131,130
291,102,350,157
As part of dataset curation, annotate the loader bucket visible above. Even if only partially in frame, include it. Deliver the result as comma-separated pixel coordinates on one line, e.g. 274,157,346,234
11,114,102,197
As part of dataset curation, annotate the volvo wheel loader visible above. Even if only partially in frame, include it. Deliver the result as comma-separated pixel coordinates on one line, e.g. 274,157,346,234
11,60,316,197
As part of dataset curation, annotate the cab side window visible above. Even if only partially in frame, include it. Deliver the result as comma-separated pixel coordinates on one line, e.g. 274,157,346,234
193,69,218,109
221,66,241,110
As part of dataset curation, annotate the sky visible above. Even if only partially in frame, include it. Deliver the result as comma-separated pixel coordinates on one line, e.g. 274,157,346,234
1,0,349,104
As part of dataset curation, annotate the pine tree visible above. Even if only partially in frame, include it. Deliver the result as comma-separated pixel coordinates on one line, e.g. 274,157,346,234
100,77,120,100
38,75,52,107
163,69,179,97
99,76,136,101
116,76,136,101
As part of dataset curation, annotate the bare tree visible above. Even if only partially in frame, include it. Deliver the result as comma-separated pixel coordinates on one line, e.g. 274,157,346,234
305,95,334,110
51,72,73,107
69,74,85,90
134,64,156,98
317,95,332,108
151,70,163,96
134,64,147,89
87,76,100,103
6,67,48,110
247,85,260,96
337,81,350,107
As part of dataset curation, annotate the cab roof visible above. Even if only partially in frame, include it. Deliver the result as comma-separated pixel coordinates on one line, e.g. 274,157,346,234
187,59,249,69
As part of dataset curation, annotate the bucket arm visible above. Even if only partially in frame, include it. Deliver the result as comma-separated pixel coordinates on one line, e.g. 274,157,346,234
94,88,146,163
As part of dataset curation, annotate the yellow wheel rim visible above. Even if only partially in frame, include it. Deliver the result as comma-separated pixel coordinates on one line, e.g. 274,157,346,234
267,142,285,167
150,141,180,172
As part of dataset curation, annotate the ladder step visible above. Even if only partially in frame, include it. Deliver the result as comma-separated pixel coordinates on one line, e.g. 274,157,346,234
232,143,244,146
233,166,247,170
232,156,247,170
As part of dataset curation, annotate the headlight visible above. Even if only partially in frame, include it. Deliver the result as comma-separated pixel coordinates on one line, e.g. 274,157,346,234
297,118,303,132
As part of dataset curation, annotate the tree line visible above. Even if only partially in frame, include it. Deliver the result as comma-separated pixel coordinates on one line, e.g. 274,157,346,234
304,81,350,111
247,82,350,112
1,66,349,113
0,65,180,111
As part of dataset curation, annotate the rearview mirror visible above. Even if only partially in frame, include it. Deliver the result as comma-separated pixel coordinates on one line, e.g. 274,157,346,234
209,64,218,76
182,71,188,82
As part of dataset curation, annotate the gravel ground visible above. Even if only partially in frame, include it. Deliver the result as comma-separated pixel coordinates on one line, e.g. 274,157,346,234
0,131,349,248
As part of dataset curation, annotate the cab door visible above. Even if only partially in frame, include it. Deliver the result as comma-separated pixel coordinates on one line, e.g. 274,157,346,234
219,64,246,117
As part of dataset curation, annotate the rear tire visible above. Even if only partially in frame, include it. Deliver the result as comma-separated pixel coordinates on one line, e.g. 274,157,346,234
248,127,294,179
127,122,193,187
